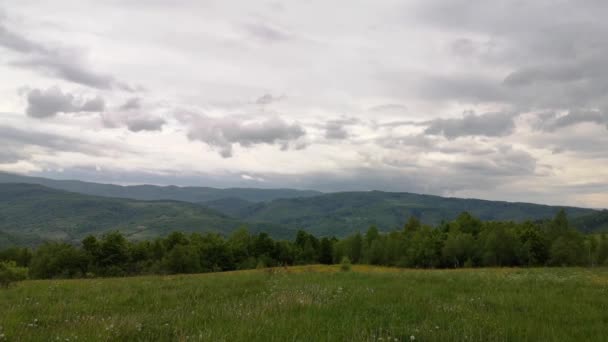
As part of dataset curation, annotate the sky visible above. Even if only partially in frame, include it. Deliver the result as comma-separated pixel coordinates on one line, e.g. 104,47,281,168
1,0,608,208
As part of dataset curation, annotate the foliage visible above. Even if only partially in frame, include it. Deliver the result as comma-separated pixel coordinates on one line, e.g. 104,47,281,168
1,211,603,280
0,260,27,287
340,256,351,271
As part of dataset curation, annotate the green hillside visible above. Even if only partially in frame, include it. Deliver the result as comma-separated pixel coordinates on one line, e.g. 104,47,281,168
0,172,321,203
571,210,608,232
0,183,294,245
225,191,598,236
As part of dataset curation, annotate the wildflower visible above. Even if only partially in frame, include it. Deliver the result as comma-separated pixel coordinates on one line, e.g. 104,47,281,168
410,336,416,341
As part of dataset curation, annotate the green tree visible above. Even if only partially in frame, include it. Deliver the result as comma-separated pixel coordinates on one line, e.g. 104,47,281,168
98,232,130,275
319,238,333,264
442,232,476,267
0,261,28,287
350,233,363,263
480,224,519,266
404,216,421,233
597,233,608,265
29,242,88,278
549,234,584,266
164,244,200,274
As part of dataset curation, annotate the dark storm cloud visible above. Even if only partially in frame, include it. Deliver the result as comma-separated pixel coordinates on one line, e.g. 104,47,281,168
24,87,105,118
179,113,306,158
0,19,126,90
424,111,516,139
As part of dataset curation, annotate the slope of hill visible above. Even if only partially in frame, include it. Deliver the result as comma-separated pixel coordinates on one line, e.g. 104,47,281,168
0,230,43,249
0,172,321,203
223,191,598,236
571,210,608,233
202,197,255,217
0,183,294,246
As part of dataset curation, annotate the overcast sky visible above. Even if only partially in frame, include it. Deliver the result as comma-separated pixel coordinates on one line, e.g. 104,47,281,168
1,0,608,208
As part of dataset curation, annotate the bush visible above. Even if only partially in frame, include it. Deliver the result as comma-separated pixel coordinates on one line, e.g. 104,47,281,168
340,256,351,272
0,261,28,288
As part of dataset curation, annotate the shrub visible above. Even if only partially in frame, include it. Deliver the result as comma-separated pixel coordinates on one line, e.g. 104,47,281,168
340,256,352,272
0,261,28,288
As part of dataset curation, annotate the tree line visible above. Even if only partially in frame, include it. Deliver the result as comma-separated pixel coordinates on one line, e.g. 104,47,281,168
1,210,607,281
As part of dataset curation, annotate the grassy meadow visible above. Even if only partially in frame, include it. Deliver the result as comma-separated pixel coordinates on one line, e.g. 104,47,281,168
1,266,607,341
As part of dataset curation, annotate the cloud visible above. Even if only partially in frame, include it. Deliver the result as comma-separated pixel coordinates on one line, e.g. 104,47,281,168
0,144,27,164
80,96,105,112
0,19,125,90
244,22,292,42
424,111,516,139
450,38,476,56
324,118,360,140
410,0,608,111
0,123,114,157
125,116,166,132
119,97,141,110
179,113,306,157
533,110,608,132
255,93,284,105
368,104,408,113
101,110,166,132
25,86,105,118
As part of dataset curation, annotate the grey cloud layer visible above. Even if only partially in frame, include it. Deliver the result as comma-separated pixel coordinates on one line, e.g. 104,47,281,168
25,87,105,118
0,123,122,161
408,1,608,112
324,118,359,140
0,19,125,90
424,111,516,139
1,1,608,207
533,110,608,132
180,113,306,157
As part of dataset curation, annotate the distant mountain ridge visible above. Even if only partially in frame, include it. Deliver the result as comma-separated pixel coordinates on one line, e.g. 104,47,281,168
213,191,601,236
1,173,606,246
0,172,322,203
0,183,295,246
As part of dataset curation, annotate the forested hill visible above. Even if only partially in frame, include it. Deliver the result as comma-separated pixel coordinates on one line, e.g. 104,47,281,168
0,172,321,203
1,176,605,247
218,191,600,236
0,183,294,246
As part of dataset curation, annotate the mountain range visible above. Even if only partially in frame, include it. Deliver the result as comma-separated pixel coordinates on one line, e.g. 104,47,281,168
0,172,606,248
0,172,321,203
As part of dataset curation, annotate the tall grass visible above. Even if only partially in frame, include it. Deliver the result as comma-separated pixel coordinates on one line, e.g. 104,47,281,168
1,266,607,341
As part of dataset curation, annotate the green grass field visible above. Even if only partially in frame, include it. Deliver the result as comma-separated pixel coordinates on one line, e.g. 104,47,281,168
1,266,607,341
